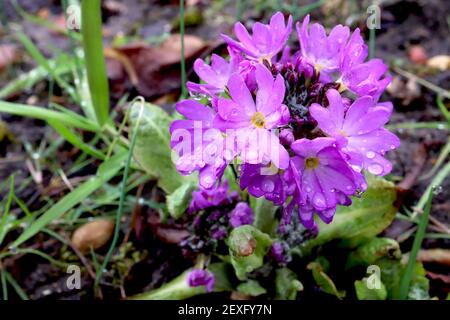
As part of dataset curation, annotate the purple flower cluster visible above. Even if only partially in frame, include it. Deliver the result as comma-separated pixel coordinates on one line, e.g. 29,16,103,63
187,269,215,292
171,12,399,229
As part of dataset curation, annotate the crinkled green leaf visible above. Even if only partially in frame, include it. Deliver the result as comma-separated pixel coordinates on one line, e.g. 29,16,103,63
355,278,387,300
251,197,278,235
346,237,402,269
130,102,186,194
131,263,232,300
377,258,430,300
166,181,197,219
275,268,303,300
307,261,345,299
299,175,397,255
228,225,272,280
237,279,267,297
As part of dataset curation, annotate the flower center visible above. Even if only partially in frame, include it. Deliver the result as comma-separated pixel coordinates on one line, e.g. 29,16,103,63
251,112,266,129
305,157,319,169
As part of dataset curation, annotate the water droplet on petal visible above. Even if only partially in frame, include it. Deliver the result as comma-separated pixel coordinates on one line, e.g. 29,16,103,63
312,193,326,209
368,163,383,175
390,145,396,150
366,151,375,159
305,186,312,193
261,178,275,193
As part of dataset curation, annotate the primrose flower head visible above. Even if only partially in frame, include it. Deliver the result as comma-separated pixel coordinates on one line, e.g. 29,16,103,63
222,11,293,62
170,12,399,230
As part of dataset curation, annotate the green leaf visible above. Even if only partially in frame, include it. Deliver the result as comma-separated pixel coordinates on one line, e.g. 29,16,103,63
299,175,397,255
251,197,278,235
237,280,267,297
307,261,345,299
355,278,387,300
10,151,127,248
228,225,272,280
275,268,303,300
346,237,402,269
166,181,197,219
81,0,110,126
130,102,186,194
131,263,232,300
377,258,430,300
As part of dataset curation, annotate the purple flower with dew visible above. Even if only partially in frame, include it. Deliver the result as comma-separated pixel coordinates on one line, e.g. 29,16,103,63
229,202,254,227
222,11,293,62
309,89,400,176
187,48,241,96
296,15,349,82
290,137,358,228
170,100,231,189
239,163,295,205
338,28,391,98
188,180,232,213
214,64,290,169
187,269,215,293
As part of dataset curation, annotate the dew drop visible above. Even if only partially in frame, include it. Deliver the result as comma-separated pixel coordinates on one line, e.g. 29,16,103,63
305,186,312,193
390,145,396,150
366,151,375,159
261,179,275,193
312,193,326,209
368,163,383,175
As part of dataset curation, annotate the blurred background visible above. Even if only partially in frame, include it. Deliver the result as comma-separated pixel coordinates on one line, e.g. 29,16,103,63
0,0,448,300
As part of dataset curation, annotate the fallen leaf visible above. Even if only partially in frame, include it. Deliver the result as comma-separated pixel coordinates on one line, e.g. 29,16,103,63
427,55,450,71
114,34,208,98
71,219,115,253
417,249,450,267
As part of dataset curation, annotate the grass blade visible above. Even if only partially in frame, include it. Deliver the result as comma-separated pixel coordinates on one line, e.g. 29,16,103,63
398,190,433,300
49,120,105,160
81,0,110,126
4,270,28,300
0,176,15,246
10,151,127,248
179,0,187,98
0,100,99,132
95,100,144,287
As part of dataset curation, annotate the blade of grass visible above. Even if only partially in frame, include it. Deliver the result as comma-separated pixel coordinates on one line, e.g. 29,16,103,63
0,176,15,246
48,120,105,160
0,100,99,132
393,66,450,100
81,0,110,126
95,100,145,287
420,138,450,181
387,122,449,130
414,159,450,217
436,96,450,123
1,270,7,300
179,0,187,98
398,189,433,300
14,28,81,104
3,270,28,300
10,151,127,249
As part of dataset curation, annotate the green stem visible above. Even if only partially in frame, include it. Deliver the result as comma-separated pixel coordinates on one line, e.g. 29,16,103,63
95,101,144,289
81,0,110,126
398,190,433,300
179,0,187,98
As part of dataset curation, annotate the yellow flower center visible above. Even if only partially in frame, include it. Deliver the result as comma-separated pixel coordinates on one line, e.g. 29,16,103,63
251,112,266,129
305,157,320,169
